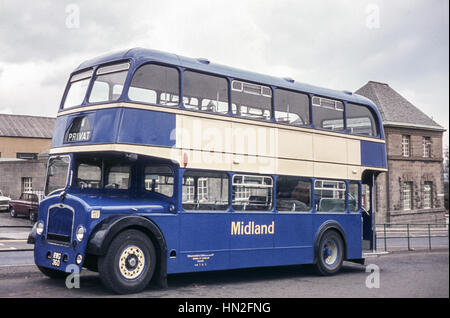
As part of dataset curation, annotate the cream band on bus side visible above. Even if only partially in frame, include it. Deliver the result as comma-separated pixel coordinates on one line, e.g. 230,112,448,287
53,104,387,180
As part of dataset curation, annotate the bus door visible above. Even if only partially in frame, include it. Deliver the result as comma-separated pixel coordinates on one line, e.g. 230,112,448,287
178,171,231,271
362,173,376,251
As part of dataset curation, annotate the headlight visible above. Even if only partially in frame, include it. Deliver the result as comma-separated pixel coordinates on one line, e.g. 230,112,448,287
75,226,86,242
36,221,45,235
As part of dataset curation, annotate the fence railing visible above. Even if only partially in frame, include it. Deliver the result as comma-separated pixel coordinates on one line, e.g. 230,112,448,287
376,223,449,252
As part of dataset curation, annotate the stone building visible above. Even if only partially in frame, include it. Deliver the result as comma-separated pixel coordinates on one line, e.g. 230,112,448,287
0,114,55,199
356,81,446,224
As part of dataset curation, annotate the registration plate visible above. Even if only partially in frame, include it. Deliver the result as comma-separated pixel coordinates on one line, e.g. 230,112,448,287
51,252,62,267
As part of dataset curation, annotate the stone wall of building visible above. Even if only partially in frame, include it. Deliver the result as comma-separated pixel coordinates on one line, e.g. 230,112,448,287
376,126,446,224
0,159,47,200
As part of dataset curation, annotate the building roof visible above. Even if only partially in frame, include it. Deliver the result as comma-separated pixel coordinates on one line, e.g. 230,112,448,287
0,113,55,138
355,81,445,131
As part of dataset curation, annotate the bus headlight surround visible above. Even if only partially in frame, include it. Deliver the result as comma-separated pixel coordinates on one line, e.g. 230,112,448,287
36,221,45,235
75,225,86,242
76,254,83,265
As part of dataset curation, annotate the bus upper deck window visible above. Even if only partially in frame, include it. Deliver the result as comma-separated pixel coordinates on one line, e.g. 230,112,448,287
63,69,93,109
346,103,379,137
231,80,272,121
312,96,344,132
88,62,130,104
128,64,180,107
183,71,229,114
275,89,310,126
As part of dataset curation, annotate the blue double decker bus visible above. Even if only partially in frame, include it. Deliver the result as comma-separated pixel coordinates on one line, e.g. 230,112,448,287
28,48,387,294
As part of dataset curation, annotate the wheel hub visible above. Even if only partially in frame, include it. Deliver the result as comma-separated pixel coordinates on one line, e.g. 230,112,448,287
119,245,146,280
322,240,338,266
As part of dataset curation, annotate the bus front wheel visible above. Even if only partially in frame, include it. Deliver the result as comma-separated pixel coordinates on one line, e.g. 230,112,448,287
98,229,156,294
315,230,344,276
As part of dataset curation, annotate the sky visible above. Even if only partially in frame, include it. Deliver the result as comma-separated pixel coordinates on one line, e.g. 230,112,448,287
0,0,448,147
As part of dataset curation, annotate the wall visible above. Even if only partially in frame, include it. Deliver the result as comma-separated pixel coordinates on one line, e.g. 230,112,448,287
0,136,51,158
376,126,446,224
0,158,47,200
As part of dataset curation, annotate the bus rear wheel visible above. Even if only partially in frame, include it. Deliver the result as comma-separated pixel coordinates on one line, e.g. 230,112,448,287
98,229,156,294
315,230,344,276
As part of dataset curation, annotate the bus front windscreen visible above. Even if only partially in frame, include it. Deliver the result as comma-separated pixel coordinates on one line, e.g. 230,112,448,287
45,156,70,196
63,69,93,109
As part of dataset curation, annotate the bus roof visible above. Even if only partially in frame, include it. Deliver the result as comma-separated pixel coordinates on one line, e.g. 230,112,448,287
74,47,377,109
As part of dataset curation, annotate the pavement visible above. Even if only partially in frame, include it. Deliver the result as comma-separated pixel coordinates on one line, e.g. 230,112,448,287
0,249,448,298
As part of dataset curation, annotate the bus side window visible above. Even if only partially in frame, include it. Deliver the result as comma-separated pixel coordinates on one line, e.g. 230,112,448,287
314,179,346,212
348,181,360,212
128,64,180,107
76,163,101,189
312,96,344,132
232,175,273,212
183,71,229,114
346,103,379,137
182,171,229,211
275,89,310,126
106,164,130,190
231,80,272,121
276,176,311,212
144,165,174,197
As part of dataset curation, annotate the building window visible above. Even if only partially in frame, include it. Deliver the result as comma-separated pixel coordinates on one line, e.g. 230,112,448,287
402,135,410,157
197,177,208,202
423,182,432,209
403,182,413,210
22,177,33,193
17,153,38,160
183,178,195,203
422,137,431,158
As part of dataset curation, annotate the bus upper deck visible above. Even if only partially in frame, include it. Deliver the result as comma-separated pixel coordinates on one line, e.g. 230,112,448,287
51,48,387,182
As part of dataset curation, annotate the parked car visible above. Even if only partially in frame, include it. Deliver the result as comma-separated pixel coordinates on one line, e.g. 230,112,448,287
0,190,11,212
9,192,40,221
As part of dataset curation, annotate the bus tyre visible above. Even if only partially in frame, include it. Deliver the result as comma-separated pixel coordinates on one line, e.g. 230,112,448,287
98,229,156,294
315,230,344,276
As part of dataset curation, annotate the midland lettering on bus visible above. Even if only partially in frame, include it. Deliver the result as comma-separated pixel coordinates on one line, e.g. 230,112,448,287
231,221,275,235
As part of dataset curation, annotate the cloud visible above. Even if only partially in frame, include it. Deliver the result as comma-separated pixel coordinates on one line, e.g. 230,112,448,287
0,0,448,144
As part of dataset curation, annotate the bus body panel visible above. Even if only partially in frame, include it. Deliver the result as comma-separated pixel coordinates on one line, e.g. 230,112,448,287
178,212,231,272
312,213,363,260
51,108,176,149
